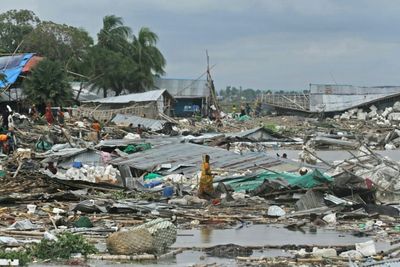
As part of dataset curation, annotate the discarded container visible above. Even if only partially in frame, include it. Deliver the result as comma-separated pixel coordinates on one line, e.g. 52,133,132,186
267,205,286,217
72,161,83,168
162,186,174,198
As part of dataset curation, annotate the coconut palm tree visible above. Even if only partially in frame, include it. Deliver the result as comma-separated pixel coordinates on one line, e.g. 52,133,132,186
130,27,166,91
97,15,131,53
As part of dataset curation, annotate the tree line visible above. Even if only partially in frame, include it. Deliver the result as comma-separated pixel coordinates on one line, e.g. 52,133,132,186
219,86,309,103
0,9,166,106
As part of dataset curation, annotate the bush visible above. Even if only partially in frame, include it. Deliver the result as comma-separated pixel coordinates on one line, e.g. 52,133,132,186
32,232,97,260
0,250,31,266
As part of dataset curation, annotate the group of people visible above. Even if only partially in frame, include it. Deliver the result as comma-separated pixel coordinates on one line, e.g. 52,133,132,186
232,103,253,117
43,104,65,125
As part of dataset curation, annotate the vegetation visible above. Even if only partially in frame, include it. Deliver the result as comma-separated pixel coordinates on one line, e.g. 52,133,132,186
219,86,264,103
0,232,97,266
32,232,97,260
22,59,73,105
0,9,166,101
0,249,31,266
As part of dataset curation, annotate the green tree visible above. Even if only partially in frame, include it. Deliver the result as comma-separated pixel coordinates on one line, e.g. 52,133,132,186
97,15,131,53
22,21,93,65
0,9,40,53
23,59,72,105
129,27,166,91
86,46,138,97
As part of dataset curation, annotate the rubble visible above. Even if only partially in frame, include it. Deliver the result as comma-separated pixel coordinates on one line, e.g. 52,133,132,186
2,105,400,266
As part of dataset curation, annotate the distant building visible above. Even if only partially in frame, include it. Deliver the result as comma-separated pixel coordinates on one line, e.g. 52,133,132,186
261,84,400,114
153,78,210,117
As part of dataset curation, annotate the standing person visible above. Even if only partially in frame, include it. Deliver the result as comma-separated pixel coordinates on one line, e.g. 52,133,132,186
231,104,237,117
57,107,65,125
7,111,14,130
245,103,252,115
45,103,54,125
240,104,246,117
91,120,101,141
136,124,143,136
198,154,215,199
29,104,39,121
1,107,9,130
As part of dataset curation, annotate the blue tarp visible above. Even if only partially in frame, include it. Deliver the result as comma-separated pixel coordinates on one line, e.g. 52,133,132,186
0,53,34,88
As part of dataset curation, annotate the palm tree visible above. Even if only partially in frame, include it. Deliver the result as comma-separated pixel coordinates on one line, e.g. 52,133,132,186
130,27,166,91
97,15,131,53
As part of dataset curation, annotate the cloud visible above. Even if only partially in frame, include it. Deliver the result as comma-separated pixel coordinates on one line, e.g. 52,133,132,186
1,0,400,89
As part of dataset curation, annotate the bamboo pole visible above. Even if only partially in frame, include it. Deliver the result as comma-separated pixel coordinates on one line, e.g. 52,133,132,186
87,254,156,261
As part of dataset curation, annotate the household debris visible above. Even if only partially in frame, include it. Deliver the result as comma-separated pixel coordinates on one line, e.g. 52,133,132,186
2,105,400,266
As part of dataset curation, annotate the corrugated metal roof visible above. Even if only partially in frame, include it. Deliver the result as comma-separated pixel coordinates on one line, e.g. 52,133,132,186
154,78,209,98
112,114,166,131
96,137,181,149
226,127,294,141
83,89,169,104
112,142,297,177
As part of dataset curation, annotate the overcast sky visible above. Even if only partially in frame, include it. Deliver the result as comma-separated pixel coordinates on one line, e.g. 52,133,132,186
1,0,400,91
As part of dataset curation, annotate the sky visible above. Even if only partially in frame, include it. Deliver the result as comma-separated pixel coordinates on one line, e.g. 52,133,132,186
1,0,400,91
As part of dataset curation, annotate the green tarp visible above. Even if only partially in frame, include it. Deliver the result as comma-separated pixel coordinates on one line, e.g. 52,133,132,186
123,143,152,154
222,169,332,192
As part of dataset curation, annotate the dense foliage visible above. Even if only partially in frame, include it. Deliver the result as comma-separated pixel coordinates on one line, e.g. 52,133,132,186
32,232,98,260
23,59,73,106
0,9,166,101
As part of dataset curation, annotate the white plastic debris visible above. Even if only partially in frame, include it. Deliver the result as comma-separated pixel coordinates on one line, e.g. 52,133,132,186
267,205,286,217
385,143,396,150
52,208,65,215
123,133,141,140
27,204,37,214
355,240,376,256
339,250,363,259
168,198,188,206
43,231,58,241
0,237,18,245
312,247,337,258
322,213,336,224
8,219,38,230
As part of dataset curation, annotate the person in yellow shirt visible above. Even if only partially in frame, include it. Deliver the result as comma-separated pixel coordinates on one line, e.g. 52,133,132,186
198,154,214,199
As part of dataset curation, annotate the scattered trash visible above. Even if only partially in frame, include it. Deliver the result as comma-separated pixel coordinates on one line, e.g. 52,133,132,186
267,205,286,217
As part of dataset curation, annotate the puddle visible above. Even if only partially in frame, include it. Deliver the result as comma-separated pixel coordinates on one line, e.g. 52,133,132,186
30,224,391,266
173,224,373,248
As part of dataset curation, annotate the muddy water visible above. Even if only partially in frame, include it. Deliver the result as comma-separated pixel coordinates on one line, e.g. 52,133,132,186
29,224,390,266
94,225,389,266
173,224,372,248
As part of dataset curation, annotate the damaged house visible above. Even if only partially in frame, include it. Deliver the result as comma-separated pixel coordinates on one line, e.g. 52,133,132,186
78,89,174,121
153,78,210,117
0,53,43,105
